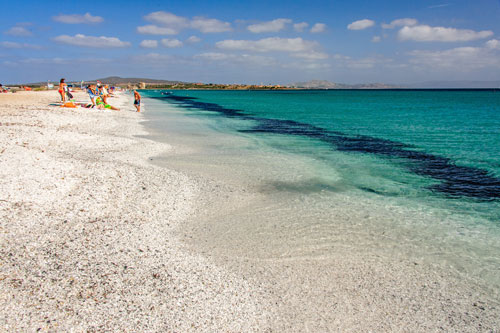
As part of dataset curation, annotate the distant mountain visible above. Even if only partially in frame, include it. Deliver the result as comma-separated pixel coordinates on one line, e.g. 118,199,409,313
290,80,400,89
94,76,183,85
407,80,500,89
291,80,340,89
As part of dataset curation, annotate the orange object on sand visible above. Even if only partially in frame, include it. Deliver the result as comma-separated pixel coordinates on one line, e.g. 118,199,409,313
61,102,77,108
24,86,32,91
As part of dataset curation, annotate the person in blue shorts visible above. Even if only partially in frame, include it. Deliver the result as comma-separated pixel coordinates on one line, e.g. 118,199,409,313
134,90,141,112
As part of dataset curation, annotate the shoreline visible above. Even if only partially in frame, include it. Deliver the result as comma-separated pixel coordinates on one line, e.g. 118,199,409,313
142,93,500,331
1,90,499,331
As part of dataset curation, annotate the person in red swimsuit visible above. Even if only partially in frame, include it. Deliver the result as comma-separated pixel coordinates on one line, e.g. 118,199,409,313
58,78,67,102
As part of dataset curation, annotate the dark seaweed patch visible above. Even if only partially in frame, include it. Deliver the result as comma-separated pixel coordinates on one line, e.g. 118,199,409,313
154,94,500,200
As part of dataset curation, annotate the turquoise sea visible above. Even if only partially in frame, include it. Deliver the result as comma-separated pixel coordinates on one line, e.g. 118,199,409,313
142,89,500,295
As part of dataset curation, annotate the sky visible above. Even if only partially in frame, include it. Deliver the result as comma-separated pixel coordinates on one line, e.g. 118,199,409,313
1,0,500,84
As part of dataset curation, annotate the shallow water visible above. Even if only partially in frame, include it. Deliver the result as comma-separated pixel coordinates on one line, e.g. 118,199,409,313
142,89,500,296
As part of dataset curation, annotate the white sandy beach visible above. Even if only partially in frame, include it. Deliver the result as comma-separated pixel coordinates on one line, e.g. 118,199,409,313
1,90,499,332
0,91,272,331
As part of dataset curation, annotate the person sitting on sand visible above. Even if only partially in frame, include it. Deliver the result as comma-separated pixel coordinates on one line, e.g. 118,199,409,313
0,84,7,93
133,90,141,112
98,84,109,104
105,85,114,97
58,78,67,102
95,97,120,110
87,84,99,107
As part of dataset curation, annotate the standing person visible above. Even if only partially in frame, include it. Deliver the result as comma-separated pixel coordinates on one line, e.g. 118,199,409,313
58,78,67,102
133,90,141,112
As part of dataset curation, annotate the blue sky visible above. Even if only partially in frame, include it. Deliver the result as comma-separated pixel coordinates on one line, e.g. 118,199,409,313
1,0,500,84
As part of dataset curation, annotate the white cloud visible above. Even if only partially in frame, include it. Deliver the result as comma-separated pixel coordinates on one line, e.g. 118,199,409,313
145,11,189,28
141,11,231,34
186,36,201,43
328,54,393,70
195,52,277,66
0,41,41,49
140,40,158,48
408,42,500,70
332,54,351,60
52,12,103,24
346,58,379,69
5,26,32,36
133,53,175,63
161,38,183,48
347,19,375,30
195,52,231,61
216,37,319,53
2,60,17,66
20,57,70,65
302,63,331,70
372,36,381,43
486,39,500,50
247,18,292,33
293,22,308,32
283,62,331,70
310,23,327,33
291,51,329,60
137,25,178,35
428,4,450,9
53,34,130,48
10,57,112,66
382,18,418,29
191,17,232,33
398,25,493,42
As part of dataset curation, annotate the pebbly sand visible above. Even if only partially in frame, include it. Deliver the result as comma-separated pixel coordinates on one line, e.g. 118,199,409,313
1,90,499,332
0,91,271,331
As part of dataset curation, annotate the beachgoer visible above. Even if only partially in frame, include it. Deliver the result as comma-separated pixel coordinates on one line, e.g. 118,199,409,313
134,90,141,112
105,85,114,97
87,84,98,107
0,84,6,93
95,97,120,110
98,84,108,104
59,79,66,103
58,78,67,102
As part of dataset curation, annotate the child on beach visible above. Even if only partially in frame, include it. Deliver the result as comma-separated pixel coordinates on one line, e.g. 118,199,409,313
134,90,141,112
95,97,120,110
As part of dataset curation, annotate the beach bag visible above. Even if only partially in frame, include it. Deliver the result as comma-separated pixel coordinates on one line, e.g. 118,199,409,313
64,85,73,99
